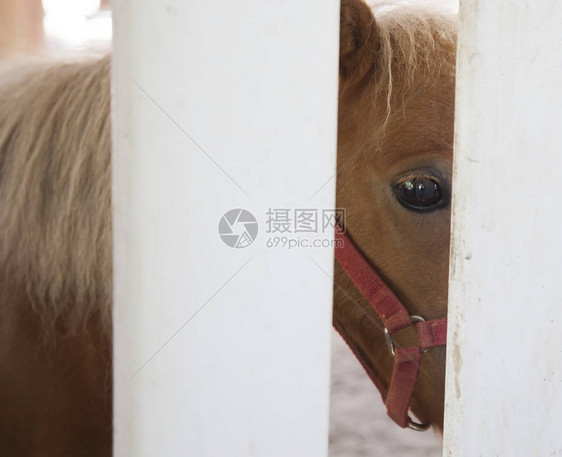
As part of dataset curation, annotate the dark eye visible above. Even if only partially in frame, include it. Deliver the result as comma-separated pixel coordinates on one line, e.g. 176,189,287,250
395,176,443,211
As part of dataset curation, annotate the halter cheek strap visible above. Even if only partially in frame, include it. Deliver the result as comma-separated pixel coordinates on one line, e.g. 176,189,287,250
334,226,447,430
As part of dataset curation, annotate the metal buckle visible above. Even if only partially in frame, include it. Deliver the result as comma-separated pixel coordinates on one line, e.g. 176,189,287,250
384,315,431,431
383,315,425,357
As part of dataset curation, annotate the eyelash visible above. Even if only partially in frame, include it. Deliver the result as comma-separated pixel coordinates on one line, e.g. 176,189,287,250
395,174,442,188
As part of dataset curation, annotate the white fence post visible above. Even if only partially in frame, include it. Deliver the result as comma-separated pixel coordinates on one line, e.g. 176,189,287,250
444,0,562,455
111,1,339,456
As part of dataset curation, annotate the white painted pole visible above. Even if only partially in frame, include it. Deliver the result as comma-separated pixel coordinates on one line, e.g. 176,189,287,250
112,2,339,456
444,1,562,455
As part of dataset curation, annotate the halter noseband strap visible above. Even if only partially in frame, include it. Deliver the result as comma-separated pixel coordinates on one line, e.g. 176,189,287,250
334,226,447,430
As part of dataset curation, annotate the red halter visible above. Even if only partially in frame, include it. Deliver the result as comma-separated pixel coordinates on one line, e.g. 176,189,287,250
334,226,447,430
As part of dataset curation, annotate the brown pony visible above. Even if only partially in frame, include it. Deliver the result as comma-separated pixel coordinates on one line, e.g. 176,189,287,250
336,0,456,431
0,0,456,454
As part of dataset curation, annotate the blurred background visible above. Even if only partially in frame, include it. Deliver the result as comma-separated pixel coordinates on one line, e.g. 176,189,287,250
0,1,442,455
0,0,111,56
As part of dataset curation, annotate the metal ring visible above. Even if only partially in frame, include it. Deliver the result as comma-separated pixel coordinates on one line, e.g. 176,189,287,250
410,315,426,324
383,315,426,357
407,415,431,431
383,327,395,356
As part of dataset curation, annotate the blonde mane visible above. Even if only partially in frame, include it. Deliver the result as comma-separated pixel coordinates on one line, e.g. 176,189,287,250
0,55,112,331
370,0,457,116
0,2,456,333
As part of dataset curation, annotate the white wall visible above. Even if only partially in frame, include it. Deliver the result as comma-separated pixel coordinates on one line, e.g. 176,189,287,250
112,1,340,456
444,0,562,455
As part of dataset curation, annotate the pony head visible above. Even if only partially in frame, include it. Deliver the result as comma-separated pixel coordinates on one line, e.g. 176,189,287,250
335,0,457,430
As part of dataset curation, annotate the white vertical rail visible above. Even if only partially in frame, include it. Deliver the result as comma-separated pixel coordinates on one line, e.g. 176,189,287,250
112,1,339,456
444,1,562,455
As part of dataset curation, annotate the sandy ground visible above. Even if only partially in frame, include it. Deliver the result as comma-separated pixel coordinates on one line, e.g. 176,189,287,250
329,330,442,457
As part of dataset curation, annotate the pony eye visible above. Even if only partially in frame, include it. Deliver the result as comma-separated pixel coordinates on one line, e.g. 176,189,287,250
395,176,442,211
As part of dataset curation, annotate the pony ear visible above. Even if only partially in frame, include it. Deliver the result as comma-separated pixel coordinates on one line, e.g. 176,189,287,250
340,0,378,82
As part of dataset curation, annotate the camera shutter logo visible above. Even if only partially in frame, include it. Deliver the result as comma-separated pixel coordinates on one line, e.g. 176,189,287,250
218,209,258,248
